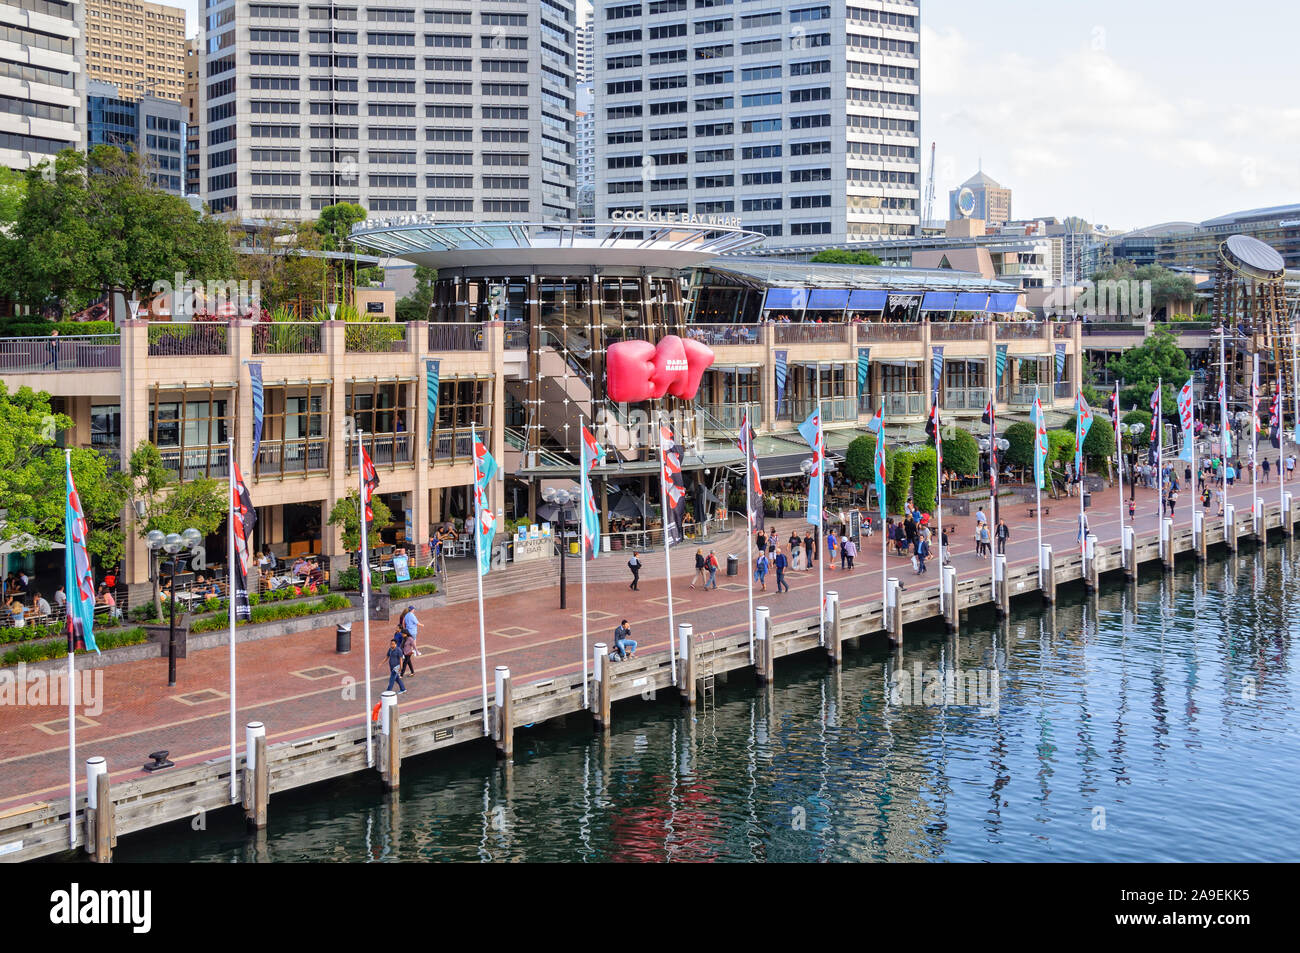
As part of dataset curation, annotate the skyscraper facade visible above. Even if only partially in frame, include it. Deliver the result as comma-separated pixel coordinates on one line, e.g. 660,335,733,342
87,78,187,193
200,1,577,220
85,0,186,101
593,0,921,245
0,0,86,169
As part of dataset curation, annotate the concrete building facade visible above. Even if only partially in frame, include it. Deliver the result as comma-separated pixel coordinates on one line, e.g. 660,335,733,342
593,0,922,247
87,77,186,193
84,0,185,101
949,169,1011,227
0,0,86,169
199,0,577,221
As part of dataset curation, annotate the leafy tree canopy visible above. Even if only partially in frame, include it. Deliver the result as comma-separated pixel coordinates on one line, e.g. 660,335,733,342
942,427,980,475
1,147,234,314
395,265,439,322
1107,329,1189,416
328,490,393,553
128,441,227,540
810,249,882,266
315,202,368,252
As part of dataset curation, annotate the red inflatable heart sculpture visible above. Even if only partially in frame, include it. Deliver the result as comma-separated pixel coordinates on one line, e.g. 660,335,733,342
606,334,714,402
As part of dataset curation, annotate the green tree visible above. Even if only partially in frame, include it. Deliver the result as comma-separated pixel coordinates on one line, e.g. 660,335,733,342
1,147,234,314
328,490,393,555
809,249,882,266
315,202,368,251
0,384,128,569
911,446,938,513
0,166,24,225
1135,264,1197,315
1070,415,1115,466
1107,328,1189,416
886,449,912,514
1047,429,1076,474
943,427,980,476
395,265,439,322
1002,421,1035,468
843,433,877,485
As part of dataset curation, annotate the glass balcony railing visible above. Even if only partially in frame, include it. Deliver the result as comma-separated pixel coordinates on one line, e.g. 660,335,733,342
700,402,762,433
881,392,924,416
943,387,988,411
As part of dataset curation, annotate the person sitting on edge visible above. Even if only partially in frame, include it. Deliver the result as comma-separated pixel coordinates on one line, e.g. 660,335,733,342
613,619,637,660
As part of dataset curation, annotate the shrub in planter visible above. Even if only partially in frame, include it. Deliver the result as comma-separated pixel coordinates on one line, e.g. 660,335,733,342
390,581,438,599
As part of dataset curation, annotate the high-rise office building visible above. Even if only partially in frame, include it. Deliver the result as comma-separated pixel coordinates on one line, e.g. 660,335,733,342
87,78,186,193
576,8,592,82
184,35,199,196
200,1,577,221
949,169,1011,227
593,0,921,246
0,0,86,169
84,0,185,101
576,81,594,218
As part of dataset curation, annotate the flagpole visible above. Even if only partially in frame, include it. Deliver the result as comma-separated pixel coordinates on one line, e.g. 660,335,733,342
65,448,76,849
1034,387,1043,586
816,395,825,647
658,421,678,686
472,426,490,733
1252,353,1260,533
227,437,237,802
743,415,755,664
579,416,590,709
358,429,373,766
1115,383,1126,568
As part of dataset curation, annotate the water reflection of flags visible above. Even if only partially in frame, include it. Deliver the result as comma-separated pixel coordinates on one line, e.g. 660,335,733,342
472,425,497,576
797,408,824,526
64,458,96,654
580,425,602,559
736,411,764,532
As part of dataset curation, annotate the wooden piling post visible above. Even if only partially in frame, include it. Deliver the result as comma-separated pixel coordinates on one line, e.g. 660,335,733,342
755,605,773,683
825,590,841,665
679,624,696,706
592,643,611,731
1084,534,1099,589
243,721,268,831
1285,492,1294,537
84,757,112,863
1225,503,1237,552
942,564,958,632
1193,511,1207,561
1124,526,1138,576
387,704,402,786
1040,544,1055,604
993,554,1009,615
1162,517,1174,571
1254,497,1264,540
888,579,903,644
493,666,512,761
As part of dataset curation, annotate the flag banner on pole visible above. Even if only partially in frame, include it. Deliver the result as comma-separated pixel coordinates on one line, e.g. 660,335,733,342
231,461,257,621
1075,392,1094,471
472,425,497,576
982,397,998,493
857,347,870,396
873,422,888,523
580,425,602,559
865,407,883,434
1108,389,1120,429
248,362,265,469
1149,384,1161,464
774,350,788,417
995,344,1008,389
426,359,440,448
1032,396,1048,490
925,403,943,469
360,445,380,586
1055,343,1067,384
660,424,686,547
797,408,824,526
1178,378,1195,462
736,411,765,533
64,459,97,653
931,346,944,397
1270,386,1281,449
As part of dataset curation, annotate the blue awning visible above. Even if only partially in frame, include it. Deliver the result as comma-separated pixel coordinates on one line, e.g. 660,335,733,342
955,292,989,312
920,291,957,312
763,287,808,310
807,288,850,310
987,292,1019,313
847,289,887,310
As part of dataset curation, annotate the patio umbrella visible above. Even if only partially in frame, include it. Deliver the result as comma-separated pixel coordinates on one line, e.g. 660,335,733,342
610,492,648,520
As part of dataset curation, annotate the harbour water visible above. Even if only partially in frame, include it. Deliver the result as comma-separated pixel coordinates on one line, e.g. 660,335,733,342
109,543,1299,862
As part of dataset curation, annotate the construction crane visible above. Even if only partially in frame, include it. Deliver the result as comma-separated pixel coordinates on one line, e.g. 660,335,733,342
921,141,937,231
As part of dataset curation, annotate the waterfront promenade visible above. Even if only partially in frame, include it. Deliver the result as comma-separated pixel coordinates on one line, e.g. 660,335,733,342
0,472,1283,821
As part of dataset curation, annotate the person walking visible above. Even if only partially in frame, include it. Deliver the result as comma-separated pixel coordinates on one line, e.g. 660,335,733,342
1262,457,1270,484
627,550,642,591
691,548,706,589
1168,487,1178,517
385,637,407,694
756,529,767,554
803,530,815,569
975,506,987,530
754,550,769,591
995,518,1009,555
774,547,790,593
941,525,951,565
1288,453,1296,479
915,534,930,575
42,328,59,370
977,523,991,559
826,527,838,570
705,549,719,589
843,534,857,570
398,605,419,676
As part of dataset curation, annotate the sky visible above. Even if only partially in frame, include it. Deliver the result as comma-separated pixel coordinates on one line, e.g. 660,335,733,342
177,0,1299,231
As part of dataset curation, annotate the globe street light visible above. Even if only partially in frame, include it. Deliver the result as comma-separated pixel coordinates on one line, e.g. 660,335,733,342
1126,423,1146,500
542,486,578,609
148,527,203,686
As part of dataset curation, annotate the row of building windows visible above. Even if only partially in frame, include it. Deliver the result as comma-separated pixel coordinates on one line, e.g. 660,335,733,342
245,6,531,26
244,195,531,213
604,33,833,58
239,172,534,190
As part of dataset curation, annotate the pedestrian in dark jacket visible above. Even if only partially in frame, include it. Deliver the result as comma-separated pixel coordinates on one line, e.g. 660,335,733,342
774,547,790,592
385,638,406,693
803,531,815,567
627,551,642,590
995,519,1009,555
691,549,706,589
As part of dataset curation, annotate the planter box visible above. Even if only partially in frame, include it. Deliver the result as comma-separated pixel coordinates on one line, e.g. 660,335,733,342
144,619,189,659
186,605,360,652
2,639,160,676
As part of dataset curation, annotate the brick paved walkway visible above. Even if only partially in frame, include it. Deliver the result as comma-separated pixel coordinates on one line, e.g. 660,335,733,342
0,472,1280,812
